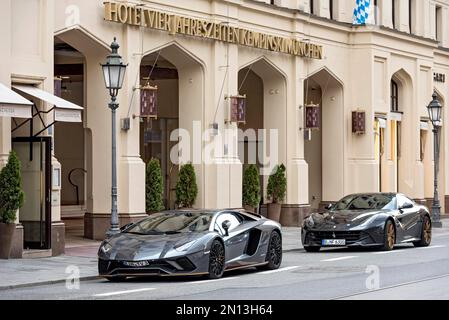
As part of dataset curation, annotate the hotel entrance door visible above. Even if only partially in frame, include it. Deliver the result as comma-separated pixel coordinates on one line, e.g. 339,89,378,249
12,137,52,250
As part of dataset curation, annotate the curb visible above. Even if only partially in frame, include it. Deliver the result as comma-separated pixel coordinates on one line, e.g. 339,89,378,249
0,275,100,291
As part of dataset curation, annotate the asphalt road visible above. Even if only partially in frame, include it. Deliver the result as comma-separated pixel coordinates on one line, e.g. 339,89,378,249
1,231,449,300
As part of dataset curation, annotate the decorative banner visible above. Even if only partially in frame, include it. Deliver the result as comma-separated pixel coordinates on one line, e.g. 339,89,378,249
305,103,320,129
140,85,158,118
54,77,62,97
352,110,366,134
230,95,246,124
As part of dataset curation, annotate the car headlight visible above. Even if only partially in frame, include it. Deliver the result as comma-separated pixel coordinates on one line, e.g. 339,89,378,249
303,216,315,229
100,242,112,254
174,240,197,252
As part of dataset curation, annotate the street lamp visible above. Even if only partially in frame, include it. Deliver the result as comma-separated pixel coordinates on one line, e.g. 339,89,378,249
101,37,127,236
427,91,443,228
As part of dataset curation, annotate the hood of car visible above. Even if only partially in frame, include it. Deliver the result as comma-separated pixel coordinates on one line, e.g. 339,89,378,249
309,209,387,229
103,232,205,261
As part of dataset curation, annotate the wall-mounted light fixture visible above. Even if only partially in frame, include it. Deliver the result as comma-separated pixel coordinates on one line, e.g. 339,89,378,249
352,110,366,135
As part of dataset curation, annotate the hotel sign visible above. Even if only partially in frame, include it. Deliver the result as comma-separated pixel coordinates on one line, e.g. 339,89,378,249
103,2,323,59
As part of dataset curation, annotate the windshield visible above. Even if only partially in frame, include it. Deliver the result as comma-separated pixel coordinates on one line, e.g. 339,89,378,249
330,194,396,211
124,212,213,235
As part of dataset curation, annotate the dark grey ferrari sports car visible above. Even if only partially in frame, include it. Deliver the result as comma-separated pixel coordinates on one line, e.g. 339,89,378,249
302,193,432,252
98,209,282,281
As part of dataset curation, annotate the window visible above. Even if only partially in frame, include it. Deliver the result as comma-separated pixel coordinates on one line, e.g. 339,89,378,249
420,123,428,162
215,213,242,235
436,6,443,43
391,80,399,112
374,0,378,24
392,0,396,29
329,0,333,19
408,0,413,34
310,0,314,15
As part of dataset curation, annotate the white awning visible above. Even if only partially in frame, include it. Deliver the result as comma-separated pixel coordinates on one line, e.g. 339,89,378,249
0,83,33,118
13,85,83,123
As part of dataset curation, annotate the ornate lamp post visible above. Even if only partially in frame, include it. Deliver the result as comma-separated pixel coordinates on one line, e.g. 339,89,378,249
427,92,443,228
101,38,127,236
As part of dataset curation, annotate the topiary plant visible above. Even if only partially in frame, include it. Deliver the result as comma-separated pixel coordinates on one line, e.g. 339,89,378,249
242,164,260,209
267,164,287,204
0,151,25,224
146,158,164,213
175,163,198,208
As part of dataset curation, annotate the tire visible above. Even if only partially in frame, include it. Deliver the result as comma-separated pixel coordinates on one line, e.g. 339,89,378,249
414,215,432,247
258,231,283,270
304,246,321,253
380,220,396,251
106,276,127,282
208,240,225,279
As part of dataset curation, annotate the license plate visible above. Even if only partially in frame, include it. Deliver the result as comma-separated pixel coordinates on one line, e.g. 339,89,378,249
123,261,149,267
322,239,346,246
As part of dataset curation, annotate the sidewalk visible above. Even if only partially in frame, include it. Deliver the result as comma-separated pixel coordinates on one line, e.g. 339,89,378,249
1,221,448,290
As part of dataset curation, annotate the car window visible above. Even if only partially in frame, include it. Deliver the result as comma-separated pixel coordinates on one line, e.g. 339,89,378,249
331,194,396,211
397,195,414,209
215,213,242,235
125,212,213,234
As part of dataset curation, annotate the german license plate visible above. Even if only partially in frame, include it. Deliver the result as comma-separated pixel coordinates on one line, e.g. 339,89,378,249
123,261,149,267
322,239,346,246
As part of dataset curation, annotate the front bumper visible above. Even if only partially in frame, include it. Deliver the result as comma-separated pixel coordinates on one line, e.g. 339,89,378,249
302,227,384,248
98,252,209,278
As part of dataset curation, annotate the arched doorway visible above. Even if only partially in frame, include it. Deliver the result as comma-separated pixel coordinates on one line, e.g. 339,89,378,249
390,69,413,195
238,58,287,208
140,44,204,209
304,68,344,210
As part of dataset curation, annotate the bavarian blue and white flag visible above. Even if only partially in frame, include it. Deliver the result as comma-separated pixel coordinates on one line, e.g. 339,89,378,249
353,0,375,25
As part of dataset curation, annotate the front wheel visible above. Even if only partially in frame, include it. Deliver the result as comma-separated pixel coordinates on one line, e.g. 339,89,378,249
208,240,225,279
259,231,282,270
414,216,432,247
380,220,396,251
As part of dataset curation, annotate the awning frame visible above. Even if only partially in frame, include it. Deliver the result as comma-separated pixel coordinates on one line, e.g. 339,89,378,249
12,103,65,138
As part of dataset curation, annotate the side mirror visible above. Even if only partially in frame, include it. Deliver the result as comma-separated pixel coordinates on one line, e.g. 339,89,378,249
222,220,231,236
120,223,133,232
325,204,333,210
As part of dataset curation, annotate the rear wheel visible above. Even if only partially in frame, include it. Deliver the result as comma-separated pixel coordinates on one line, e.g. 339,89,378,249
208,240,225,279
304,246,321,253
414,216,432,247
258,231,282,270
380,220,396,251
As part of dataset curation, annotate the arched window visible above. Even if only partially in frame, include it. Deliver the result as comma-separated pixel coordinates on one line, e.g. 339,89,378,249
391,80,399,112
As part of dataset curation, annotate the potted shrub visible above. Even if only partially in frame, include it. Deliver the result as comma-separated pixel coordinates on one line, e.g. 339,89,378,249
266,164,286,222
146,158,164,214
0,151,25,259
175,163,198,209
242,164,260,213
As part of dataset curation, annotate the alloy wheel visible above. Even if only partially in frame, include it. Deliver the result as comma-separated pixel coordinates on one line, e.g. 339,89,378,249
423,218,432,244
387,222,395,249
268,232,282,268
209,241,225,278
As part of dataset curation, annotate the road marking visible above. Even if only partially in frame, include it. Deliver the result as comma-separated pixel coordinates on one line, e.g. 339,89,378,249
417,245,446,250
321,256,358,262
187,276,240,285
331,273,449,300
93,287,157,297
259,266,300,275
372,250,402,255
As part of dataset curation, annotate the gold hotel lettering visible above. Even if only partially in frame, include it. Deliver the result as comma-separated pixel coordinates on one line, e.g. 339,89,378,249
104,1,323,59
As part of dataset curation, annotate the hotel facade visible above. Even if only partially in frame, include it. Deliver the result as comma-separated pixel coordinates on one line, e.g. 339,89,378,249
1,0,449,257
